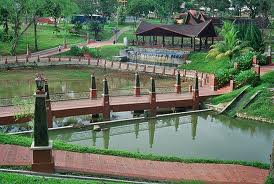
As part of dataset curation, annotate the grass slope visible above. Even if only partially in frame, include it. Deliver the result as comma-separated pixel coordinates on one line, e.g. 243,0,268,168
0,133,269,169
179,52,230,73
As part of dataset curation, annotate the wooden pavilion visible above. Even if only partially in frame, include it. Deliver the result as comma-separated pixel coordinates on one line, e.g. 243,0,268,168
134,17,217,51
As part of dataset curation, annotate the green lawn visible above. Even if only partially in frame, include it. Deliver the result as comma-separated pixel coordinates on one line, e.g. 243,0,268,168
210,71,274,121
0,172,120,184
178,52,231,73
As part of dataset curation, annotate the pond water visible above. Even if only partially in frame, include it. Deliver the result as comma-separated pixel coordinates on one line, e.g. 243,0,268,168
49,112,274,163
0,67,189,99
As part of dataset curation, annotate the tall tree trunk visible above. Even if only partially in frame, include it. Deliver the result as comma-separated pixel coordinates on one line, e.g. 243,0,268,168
54,17,57,28
34,16,38,51
3,18,9,40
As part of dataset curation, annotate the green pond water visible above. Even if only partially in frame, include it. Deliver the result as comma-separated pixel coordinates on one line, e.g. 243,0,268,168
49,112,274,163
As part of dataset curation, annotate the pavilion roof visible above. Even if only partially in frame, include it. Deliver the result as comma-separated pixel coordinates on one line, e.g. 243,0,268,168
136,20,217,38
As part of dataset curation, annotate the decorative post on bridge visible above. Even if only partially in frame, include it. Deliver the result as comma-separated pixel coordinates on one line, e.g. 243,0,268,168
31,75,54,173
45,79,53,128
90,74,97,99
175,70,181,94
134,72,141,97
102,77,110,121
149,77,157,117
192,73,199,110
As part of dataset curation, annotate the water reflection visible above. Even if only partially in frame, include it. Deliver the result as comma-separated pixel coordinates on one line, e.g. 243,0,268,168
46,112,274,162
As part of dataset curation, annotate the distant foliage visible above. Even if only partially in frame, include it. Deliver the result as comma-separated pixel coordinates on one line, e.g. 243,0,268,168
70,46,82,56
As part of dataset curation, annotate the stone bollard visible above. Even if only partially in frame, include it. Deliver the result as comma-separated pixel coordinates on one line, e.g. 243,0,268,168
90,74,97,99
192,74,199,110
31,76,54,173
152,65,156,74
149,77,157,117
252,55,257,65
162,66,165,75
175,71,181,94
229,79,235,92
119,62,122,69
102,78,110,121
134,72,141,97
188,85,192,92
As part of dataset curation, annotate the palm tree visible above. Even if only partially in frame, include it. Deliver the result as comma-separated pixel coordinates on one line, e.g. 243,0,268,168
207,21,250,61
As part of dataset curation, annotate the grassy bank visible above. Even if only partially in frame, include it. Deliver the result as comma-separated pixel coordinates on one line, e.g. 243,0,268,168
210,71,274,122
0,133,269,169
178,52,230,74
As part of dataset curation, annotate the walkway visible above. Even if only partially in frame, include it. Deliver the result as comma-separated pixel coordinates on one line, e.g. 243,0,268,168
0,144,268,183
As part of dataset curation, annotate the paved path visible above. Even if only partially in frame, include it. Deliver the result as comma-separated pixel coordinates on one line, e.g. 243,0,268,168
0,144,268,183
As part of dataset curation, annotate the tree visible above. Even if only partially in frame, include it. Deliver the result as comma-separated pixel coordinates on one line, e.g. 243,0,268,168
74,0,95,15
207,22,250,61
98,0,117,18
88,20,104,40
117,6,126,25
0,7,9,41
243,24,264,52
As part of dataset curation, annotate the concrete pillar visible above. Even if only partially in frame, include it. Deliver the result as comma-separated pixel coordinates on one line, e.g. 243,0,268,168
134,72,141,97
252,55,257,65
102,78,110,121
31,76,54,173
149,77,157,117
175,71,181,94
209,74,217,91
192,74,199,110
229,79,235,92
90,74,97,99
254,64,261,77
162,66,165,75
152,65,156,74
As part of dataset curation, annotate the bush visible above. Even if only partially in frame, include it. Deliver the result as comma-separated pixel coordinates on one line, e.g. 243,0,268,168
81,46,90,55
70,46,82,56
234,51,254,71
215,69,231,88
256,53,268,66
234,70,259,88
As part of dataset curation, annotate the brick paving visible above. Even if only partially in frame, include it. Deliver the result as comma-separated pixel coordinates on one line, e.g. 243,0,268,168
0,144,268,183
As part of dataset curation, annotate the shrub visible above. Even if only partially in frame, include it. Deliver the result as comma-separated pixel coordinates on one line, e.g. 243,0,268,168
81,46,90,55
256,53,268,66
70,46,82,56
215,69,231,88
234,51,254,71
234,70,259,88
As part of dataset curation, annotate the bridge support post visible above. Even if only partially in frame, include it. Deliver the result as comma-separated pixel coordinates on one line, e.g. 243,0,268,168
209,74,217,91
31,75,54,173
253,64,260,78
149,77,157,117
229,80,235,92
45,80,53,128
175,70,181,94
102,78,110,121
192,74,199,110
90,74,97,99
134,72,141,97
252,55,257,64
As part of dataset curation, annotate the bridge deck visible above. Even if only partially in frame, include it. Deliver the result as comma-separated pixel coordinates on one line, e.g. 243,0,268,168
0,86,227,125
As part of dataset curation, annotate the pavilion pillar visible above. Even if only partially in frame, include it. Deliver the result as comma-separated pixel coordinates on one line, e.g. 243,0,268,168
211,37,214,45
102,78,110,121
155,36,157,45
181,37,184,48
90,74,97,99
205,37,208,48
134,72,141,97
142,36,145,45
149,77,157,117
136,35,138,45
149,36,152,45
172,36,174,47
193,37,196,51
162,36,165,47
190,37,193,48
175,71,181,94
31,76,54,173
192,73,199,110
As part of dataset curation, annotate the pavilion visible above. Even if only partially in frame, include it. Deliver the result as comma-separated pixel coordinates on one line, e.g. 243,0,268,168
133,16,217,51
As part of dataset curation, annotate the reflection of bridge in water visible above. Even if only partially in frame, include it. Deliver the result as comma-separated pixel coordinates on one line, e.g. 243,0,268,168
53,114,200,149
